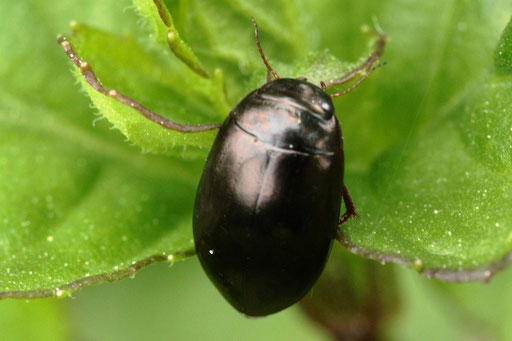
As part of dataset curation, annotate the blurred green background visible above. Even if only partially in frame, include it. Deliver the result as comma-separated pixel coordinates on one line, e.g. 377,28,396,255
2,0,512,340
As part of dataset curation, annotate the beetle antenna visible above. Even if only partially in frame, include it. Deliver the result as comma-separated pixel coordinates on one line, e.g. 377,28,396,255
329,62,386,98
251,17,279,80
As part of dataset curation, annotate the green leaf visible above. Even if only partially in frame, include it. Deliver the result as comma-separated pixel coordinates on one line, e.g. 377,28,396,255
340,118,512,280
0,1,202,298
458,76,512,171
322,0,511,169
495,18,512,75
132,0,209,78
2,0,512,300
0,122,200,297
337,15,512,281
65,23,226,155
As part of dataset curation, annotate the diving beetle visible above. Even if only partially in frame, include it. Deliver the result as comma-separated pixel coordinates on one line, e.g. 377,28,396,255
58,18,386,317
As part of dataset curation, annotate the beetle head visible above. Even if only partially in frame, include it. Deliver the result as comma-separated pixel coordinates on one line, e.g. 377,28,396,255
259,79,334,121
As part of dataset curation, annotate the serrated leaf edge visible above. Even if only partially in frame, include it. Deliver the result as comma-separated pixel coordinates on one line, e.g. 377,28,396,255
0,250,195,300
338,234,510,283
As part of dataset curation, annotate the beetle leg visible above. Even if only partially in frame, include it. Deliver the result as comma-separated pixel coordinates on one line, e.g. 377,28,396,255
324,33,387,89
320,81,327,91
338,186,359,227
58,36,221,133
329,62,386,98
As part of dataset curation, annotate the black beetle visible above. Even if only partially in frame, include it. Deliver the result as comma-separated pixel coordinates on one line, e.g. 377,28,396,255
193,77,345,316
58,17,386,317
